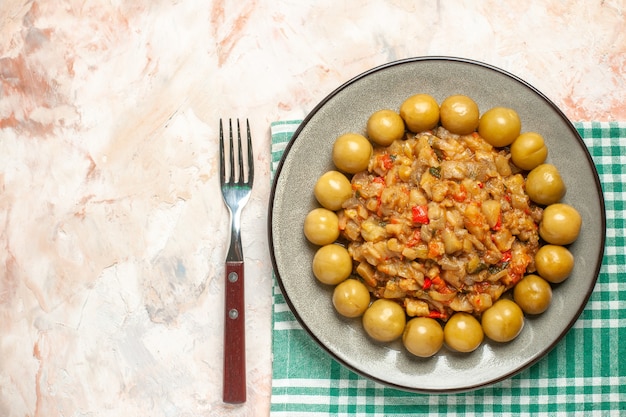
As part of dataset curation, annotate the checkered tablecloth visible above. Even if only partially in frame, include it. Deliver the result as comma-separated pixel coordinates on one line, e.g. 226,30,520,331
269,121,626,416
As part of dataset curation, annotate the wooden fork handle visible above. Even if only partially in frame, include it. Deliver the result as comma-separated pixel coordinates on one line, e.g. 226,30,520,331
223,261,246,403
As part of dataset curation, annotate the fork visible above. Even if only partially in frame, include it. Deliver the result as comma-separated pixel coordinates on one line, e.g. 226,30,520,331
219,118,253,404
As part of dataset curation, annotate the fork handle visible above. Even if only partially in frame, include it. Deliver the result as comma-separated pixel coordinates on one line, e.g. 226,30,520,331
223,260,246,403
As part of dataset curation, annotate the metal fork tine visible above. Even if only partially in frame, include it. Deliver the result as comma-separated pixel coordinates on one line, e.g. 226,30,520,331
237,119,244,184
219,119,225,184
246,119,254,184
228,119,235,184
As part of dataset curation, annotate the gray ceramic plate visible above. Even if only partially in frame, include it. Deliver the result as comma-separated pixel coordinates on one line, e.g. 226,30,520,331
269,57,605,393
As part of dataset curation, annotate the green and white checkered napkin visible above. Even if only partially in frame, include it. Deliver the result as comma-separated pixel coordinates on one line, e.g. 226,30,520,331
269,121,626,416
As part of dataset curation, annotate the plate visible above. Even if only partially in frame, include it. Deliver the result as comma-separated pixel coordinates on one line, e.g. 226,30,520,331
268,56,605,393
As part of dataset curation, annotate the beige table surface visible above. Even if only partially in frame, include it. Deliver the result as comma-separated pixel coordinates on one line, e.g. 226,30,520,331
1,1,624,416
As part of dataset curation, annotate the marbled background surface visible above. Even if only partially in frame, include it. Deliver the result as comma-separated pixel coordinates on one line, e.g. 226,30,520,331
0,1,624,416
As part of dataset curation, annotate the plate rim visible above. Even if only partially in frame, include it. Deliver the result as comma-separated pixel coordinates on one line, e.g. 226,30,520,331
268,55,607,393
